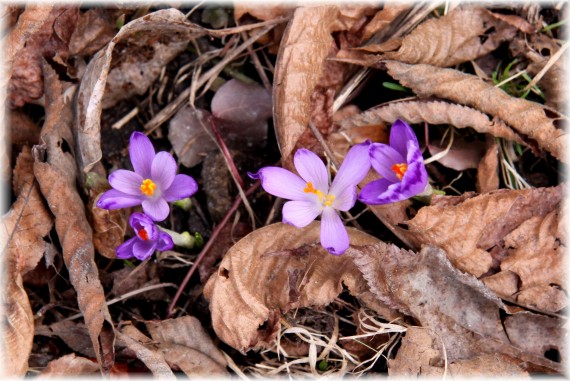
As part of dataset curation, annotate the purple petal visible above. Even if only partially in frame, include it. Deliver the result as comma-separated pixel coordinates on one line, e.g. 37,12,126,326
282,200,322,228
358,178,395,204
320,207,349,255
133,239,157,260
142,198,170,221
369,143,405,183
390,119,418,158
329,141,371,197
156,232,174,251
151,151,177,190
249,167,309,201
129,212,158,240
400,157,428,197
108,170,144,196
294,149,329,193
163,174,198,202
331,185,357,212
97,189,143,210
130,132,155,179
116,237,137,259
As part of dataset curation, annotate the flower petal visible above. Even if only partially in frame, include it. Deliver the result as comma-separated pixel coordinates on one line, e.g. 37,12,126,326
133,239,157,260
331,185,357,211
369,143,405,183
329,141,371,197
97,189,143,210
116,237,137,259
320,207,349,255
108,170,144,196
282,200,322,228
294,149,329,193
130,132,155,179
389,119,418,158
248,167,308,201
163,174,198,202
156,232,174,251
359,178,416,205
151,151,177,190
142,198,170,221
129,212,158,240
400,157,428,197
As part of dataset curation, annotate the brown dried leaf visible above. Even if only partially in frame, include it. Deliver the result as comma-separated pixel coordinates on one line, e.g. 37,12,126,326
9,110,41,147
203,221,380,352
32,63,115,372
168,107,216,168
384,61,567,162
110,262,168,301
273,5,340,165
349,244,563,372
35,320,96,359
74,8,207,177
357,7,517,67
361,4,410,41
476,136,499,193
427,134,486,171
145,316,228,377
404,186,563,279
69,8,128,57
8,6,78,107
39,354,100,377
339,99,524,144
234,3,295,22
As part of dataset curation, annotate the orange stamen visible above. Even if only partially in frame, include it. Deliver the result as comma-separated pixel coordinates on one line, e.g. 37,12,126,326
137,229,149,241
304,182,335,206
392,163,408,181
140,179,156,196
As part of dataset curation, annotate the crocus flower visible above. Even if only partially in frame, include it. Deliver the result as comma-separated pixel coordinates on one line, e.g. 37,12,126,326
249,142,370,255
116,212,174,260
97,131,198,221
358,119,428,205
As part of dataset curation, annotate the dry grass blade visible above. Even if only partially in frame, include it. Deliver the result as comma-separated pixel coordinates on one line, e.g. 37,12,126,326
384,61,567,162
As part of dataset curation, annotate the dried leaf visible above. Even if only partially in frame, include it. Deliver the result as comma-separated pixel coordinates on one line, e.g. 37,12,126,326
203,221,380,352
427,133,486,171
9,110,41,147
212,78,273,147
357,7,517,67
32,63,115,372
39,354,100,377
74,8,207,178
273,5,340,165
404,186,562,279
69,8,128,57
384,61,567,162
8,6,78,107
168,107,216,168
339,99,524,144
35,320,96,359
476,136,499,193
110,262,168,301
234,4,295,22
145,316,228,377
360,4,410,41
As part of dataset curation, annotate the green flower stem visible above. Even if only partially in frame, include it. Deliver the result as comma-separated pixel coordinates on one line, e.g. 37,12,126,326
158,227,195,249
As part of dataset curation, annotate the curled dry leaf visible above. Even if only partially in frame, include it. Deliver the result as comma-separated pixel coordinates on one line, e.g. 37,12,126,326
273,5,340,166
35,320,97,359
145,316,228,377
353,7,517,67
360,4,410,41
32,63,115,372
476,136,499,193
69,8,129,57
168,107,216,168
384,61,567,162
339,99,524,144
8,6,78,107
1,146,53,376
74,8,207,178
348,244,563,372
39,354,100,377
203,221,380,353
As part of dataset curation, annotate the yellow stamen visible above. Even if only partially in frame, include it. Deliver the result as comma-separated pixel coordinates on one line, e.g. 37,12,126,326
140,179,156,196
392,163,408,181
304,182,335,206
323,194,335,207
137,229,149,241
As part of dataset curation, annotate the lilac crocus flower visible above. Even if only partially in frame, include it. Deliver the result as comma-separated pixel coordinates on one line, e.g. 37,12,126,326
358,119,428,205
97,131,198,221
249,142,370,255
116,212,174,260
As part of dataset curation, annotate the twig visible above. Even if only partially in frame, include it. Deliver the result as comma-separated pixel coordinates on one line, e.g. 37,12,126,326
166,180,261,318
241,31,271,89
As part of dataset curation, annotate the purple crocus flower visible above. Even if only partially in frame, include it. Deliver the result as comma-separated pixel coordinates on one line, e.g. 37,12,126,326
116,212,173,260
358,119,428,205
249,142,370,255
97,131,198,221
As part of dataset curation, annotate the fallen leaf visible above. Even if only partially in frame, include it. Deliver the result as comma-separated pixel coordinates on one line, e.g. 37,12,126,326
32,63,115,373
476,136,499,193
9,110,41,147
384,61,567,162
273,5,340,166
360,4,410,41
234,3,295,21
110,262,169,301
74,8,207,179
145,316,228,376
168,106,216,168
203,221,381,353
35,320,97,359
39,354,100,377
69,8,129,57
427,133,487,171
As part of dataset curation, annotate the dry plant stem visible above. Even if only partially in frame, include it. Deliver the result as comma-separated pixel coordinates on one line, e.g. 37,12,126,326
166,181,261,318
144,23,279,133
242,31,271,89
522,41,569,93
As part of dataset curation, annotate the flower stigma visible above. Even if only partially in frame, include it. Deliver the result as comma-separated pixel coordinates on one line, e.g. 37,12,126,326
137,228,149,241
140,179,156,196
392,163,408,181
303,182,335,206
